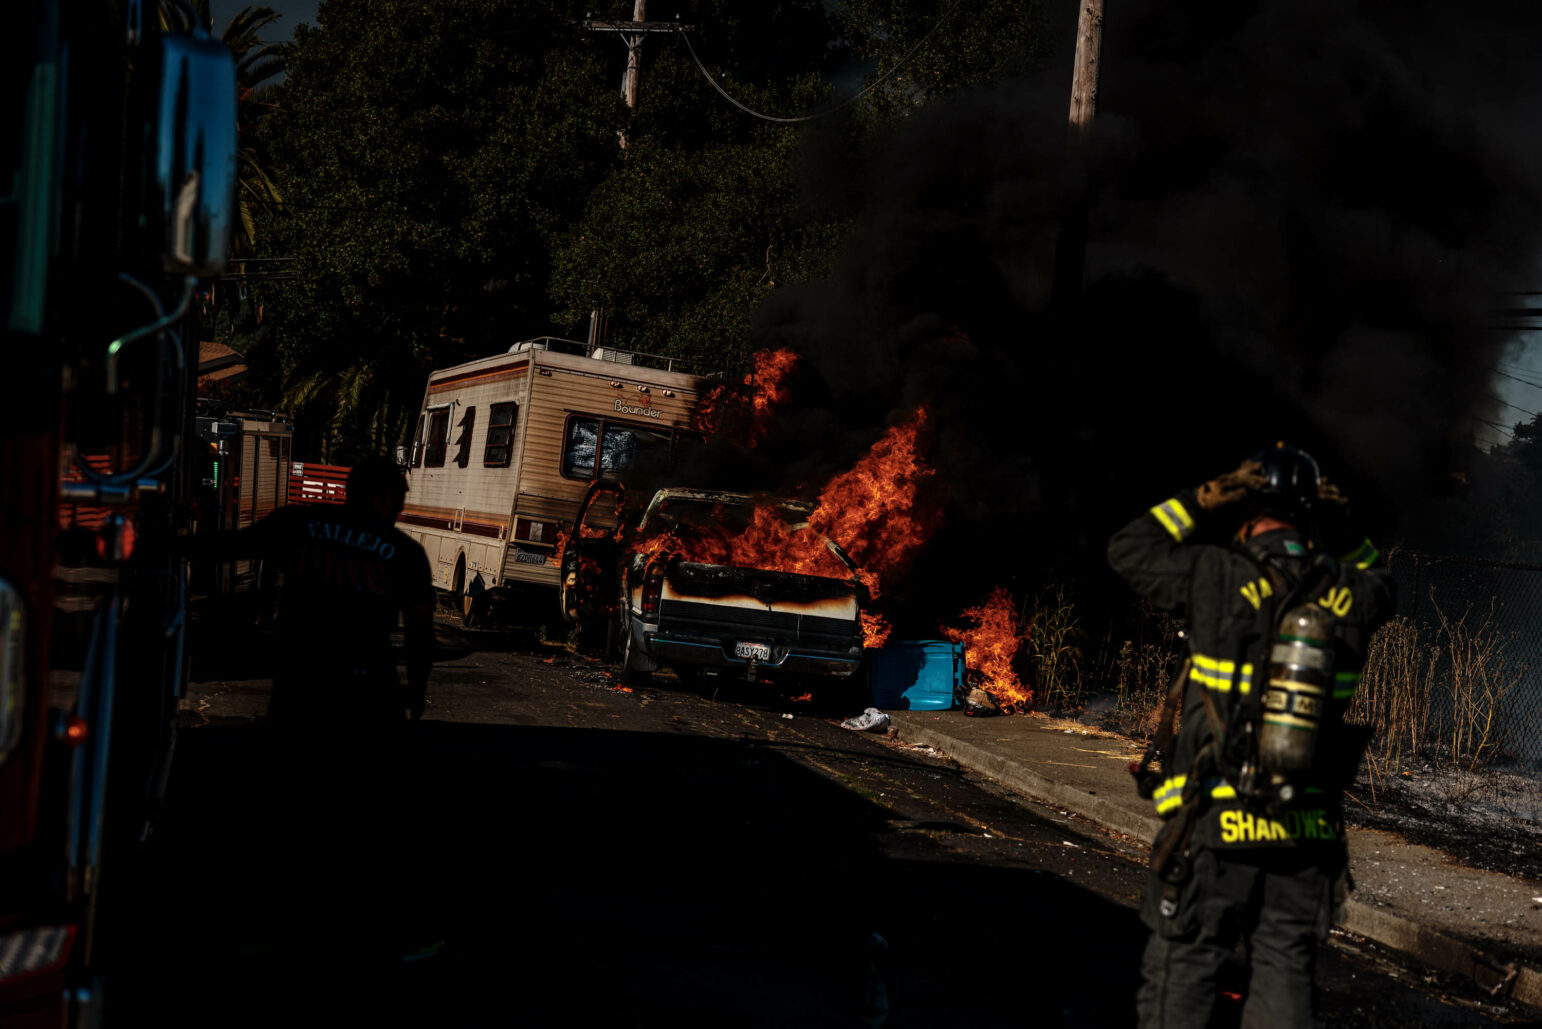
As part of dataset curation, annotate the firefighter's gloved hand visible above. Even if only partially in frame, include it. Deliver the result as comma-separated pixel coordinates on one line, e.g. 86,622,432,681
1317,478,1349,509
1196,459,1265,510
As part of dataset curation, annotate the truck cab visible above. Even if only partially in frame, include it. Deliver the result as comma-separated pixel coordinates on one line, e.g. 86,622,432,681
563,486,867,688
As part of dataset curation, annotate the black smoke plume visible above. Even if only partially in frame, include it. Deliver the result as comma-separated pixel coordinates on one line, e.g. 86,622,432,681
698,0,1542,625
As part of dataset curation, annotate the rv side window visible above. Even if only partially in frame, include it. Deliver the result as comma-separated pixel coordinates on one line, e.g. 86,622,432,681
484,402,518,467
423,408,451,467
453,406,476,468
410,413,426,468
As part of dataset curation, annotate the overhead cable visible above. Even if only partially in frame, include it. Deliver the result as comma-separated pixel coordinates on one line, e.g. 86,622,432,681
678,0,964,124
1496,369,1542,392
1485,392,1540,419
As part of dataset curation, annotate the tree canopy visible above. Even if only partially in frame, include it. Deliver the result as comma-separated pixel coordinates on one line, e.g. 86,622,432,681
240,0,1068,461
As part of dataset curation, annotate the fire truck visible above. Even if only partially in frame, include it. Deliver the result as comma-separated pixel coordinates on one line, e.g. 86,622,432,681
1,4,238,1025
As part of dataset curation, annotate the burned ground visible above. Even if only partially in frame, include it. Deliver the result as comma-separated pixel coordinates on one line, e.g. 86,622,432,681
1346,765,1542,886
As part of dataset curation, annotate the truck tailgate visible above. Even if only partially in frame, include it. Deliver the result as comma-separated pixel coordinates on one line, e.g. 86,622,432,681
660,562,859,646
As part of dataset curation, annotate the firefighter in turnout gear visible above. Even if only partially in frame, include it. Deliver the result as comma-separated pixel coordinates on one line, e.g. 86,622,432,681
1108,443,1395,1028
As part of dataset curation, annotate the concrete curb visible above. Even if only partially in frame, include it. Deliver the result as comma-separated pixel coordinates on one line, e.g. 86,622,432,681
891,720,1542,1011
893,720,1165,844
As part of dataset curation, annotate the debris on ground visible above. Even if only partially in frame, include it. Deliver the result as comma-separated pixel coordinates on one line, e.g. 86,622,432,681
573,671,616,690
842,708,891,733
893,742,940,757
962,687,1001,717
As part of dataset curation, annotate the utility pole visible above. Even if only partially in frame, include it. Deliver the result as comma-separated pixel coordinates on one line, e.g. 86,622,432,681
1066,0,1103,156
1052,0,1105,316
585,2,695,148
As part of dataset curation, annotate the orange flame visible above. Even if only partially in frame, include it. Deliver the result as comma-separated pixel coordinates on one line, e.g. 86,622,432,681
943,588,1031,713
861,610,893,649
807,407,936,598
749,348,799,419
693,348,801,444
633,500,852,580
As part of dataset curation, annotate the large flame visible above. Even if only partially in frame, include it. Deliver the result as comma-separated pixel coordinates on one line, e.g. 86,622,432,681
943,588,1031,713
633,500,852,580
807,406,936,595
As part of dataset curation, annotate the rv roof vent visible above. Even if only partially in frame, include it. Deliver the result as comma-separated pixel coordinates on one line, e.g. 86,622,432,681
591,347,636,366
507,336,589,356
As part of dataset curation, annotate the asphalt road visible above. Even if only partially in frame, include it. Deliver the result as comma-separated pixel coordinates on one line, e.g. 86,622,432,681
105,614,1540,1027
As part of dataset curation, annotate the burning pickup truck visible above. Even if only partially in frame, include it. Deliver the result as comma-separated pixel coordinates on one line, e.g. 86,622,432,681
560,484,867,687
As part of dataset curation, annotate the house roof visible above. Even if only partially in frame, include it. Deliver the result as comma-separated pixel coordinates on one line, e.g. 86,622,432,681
197,340,248,384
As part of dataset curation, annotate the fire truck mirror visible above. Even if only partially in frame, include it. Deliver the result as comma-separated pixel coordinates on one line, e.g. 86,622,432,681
153,33,237,277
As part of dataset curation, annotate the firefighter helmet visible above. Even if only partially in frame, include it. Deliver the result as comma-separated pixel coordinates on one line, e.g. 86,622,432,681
1249,441,1319,520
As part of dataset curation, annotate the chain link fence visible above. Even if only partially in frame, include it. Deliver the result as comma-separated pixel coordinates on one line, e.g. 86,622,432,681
1361,550,1542,773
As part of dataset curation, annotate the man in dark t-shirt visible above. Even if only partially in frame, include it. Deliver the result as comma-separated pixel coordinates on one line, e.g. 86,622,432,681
187,455,439,963
193,455,435,725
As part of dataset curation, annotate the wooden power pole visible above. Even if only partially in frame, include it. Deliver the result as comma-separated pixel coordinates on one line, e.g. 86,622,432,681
585,2,694,147
1053,0,1105,315
1066,0,1104,155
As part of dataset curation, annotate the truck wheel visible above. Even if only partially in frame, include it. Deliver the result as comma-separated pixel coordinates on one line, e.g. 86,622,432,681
620,613,651,686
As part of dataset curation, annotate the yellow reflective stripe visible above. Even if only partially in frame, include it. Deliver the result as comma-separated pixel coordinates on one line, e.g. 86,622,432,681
1150,498,1196,542
1167,499,1195,532
1208,782,1236,800
1153,775,1187,815
1333,670,1359,701
1340,538,1380,570
1190,654,1252,694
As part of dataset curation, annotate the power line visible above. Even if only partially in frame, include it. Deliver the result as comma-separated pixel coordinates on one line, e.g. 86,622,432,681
1485,392,1539,419
1496,369,1542,391
1464,414,1516,437
677,0,964,124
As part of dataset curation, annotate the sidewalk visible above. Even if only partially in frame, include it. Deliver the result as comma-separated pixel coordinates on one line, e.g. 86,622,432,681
887,709,1542,1008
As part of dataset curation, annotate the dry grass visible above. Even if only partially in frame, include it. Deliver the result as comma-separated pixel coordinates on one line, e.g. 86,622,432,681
1025,585,1088,714
1350,591,1523,779
1086,601,1185,739
1432,597,1521,771
1347,615,1434,775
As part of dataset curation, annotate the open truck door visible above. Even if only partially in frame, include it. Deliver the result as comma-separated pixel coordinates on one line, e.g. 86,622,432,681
559,481,628,626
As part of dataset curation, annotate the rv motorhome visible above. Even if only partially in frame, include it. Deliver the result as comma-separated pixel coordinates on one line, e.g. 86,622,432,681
398,338,707,620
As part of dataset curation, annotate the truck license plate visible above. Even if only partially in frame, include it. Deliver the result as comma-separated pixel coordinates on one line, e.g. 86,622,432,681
734,641,772,661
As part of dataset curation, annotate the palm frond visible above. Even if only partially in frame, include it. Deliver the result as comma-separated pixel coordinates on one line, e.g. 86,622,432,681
157,0,195,32
224,5,281,41
239,53,288,90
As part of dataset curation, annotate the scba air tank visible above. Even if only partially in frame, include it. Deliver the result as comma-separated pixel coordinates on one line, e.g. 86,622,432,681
1259,601,1335,799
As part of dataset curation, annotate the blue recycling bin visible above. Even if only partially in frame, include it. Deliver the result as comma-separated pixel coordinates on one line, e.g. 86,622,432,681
869,640,963,711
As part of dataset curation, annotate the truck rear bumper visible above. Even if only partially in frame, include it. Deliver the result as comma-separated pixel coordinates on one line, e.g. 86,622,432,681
646,632,862,679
